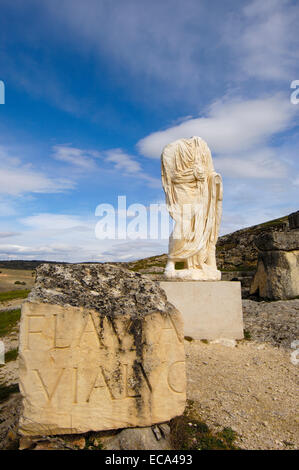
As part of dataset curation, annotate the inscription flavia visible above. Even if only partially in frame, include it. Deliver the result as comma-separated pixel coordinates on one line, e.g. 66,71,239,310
24,310,182,351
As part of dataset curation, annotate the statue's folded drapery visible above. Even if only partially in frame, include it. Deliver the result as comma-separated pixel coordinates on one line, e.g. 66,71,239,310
161,136,223,274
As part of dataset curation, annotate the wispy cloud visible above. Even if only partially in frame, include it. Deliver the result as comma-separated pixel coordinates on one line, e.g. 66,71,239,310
105,149,141,174
225,0,299,81
0,232,20,239
104,148,160,188
52,145,161,188
214,149,288,179
53,145,99,170
39,0,208,88
20,213,92,232
0,146,75,196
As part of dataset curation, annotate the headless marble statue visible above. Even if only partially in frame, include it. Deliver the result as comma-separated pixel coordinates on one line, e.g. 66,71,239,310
161,136,223,280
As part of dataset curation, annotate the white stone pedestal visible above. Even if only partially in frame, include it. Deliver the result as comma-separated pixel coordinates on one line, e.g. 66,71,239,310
160,281,244,340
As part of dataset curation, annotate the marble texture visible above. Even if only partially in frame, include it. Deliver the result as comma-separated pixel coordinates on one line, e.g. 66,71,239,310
160,281,244,340
161,136,223,280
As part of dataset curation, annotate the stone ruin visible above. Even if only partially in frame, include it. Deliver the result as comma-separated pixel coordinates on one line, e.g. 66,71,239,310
18,264,186,436
250,211,299,300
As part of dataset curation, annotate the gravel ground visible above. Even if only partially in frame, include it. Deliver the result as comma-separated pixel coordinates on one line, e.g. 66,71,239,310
243,299,299,349
186,339,299,450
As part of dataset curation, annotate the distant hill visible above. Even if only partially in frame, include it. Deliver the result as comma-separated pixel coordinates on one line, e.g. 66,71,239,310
0,260,66,270
125,214,290,273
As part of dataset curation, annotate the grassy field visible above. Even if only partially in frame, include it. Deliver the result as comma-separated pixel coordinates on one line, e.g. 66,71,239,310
0,290,30,302
0,309,21,337
0,269,35,293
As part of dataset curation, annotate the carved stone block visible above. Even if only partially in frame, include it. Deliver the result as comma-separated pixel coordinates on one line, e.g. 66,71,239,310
18,264,186,436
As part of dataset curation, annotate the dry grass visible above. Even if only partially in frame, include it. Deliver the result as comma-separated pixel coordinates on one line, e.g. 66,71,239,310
0,269,35,293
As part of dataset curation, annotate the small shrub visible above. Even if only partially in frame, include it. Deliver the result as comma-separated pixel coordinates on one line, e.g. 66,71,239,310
83,433,103,450
219,427,238,446
244,329,252,340
170,401,239,450
14,281,26,285
0,383,19,403
184,336,193,342
4,348,18,364
170,415,239,450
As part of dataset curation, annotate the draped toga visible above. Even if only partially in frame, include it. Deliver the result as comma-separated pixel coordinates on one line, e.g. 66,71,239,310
161,136,223,268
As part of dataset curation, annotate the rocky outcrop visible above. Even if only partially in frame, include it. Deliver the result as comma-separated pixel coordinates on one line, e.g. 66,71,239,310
216,216,289,272
18,264,186,436
289,211,299,230
250,218,299,300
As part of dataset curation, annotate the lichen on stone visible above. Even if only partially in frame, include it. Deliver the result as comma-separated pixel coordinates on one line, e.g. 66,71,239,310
28,263,177,319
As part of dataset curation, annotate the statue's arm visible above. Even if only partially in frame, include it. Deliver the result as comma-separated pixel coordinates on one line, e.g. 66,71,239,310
172,166,207,183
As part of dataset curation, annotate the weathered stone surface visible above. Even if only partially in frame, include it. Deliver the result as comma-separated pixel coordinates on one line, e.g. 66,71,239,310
251,230,299,300
254,231,299,252
104,424,172,450
250,250,299,300
216,216,289,272
18,264,186,436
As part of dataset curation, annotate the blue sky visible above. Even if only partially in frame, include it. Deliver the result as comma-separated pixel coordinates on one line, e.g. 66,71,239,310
0,0,298,262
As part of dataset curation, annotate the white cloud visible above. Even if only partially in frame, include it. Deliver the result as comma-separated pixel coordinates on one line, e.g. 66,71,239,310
0,168,74,196
226,0,299,81
20,213,92,232
53,145,99,169
0,243,80,257
214,149,288,179
0,232,19,238
105,149,141,174
0,147,75,196
104,148,160,188
138,95,295,161
51,145,161,188
293,177,299,187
